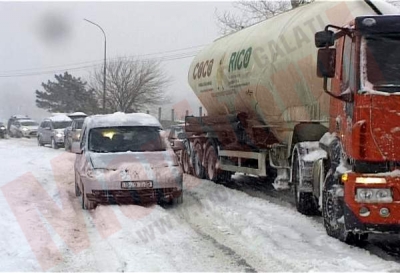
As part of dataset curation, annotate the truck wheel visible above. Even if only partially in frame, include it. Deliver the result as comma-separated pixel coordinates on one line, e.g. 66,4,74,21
293,151,318,215
205,145,218,181
182,150,192,175
81,185,96,210
193,142,205,179
172,193,183,205
217,170,232,183
322,171,368,245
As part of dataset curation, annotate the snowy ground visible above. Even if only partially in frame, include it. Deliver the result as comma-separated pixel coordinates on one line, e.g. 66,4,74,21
1,138,400,272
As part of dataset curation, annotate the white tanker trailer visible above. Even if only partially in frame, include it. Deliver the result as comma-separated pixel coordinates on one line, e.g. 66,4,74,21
181,0,400,243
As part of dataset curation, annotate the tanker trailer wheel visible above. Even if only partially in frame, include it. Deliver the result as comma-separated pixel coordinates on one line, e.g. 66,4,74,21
182,150,192,175
322,171,368,245
292,151,318,215
193,142,205,179
205,145,219,181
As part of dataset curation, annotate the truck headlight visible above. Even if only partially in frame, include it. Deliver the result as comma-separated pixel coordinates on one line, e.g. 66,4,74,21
356,188,393,203
355,177,386,184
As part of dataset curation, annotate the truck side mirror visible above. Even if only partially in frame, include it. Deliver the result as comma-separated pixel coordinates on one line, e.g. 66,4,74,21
315,30,334,48
177,132,187,139
317,48,336,78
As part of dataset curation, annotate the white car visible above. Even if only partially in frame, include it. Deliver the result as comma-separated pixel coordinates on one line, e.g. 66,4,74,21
9,119,39,138
72,112,183,210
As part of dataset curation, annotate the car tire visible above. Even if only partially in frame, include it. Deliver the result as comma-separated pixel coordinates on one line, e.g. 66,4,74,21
75,171,81,197
81,185,96,210
37,136,44,147
65,138,70,151
51,138,58,149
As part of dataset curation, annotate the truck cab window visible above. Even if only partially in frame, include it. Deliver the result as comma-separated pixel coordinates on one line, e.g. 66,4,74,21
341,35,352,93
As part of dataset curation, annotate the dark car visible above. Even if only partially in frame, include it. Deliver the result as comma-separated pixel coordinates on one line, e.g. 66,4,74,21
64,118,85,151
0,122,7,138
167,124,191,173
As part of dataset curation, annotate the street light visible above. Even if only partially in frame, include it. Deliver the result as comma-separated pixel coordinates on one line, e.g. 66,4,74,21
84,18,107,113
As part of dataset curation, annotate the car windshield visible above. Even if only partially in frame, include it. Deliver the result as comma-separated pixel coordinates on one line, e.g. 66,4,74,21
365,35,400,90
75,120,84,129
52,121,72,129
88,126,165,153
20,121,38,126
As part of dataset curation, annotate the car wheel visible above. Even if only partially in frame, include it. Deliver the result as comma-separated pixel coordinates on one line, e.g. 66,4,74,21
81,185,96,210
64,138,70,151
51,138,58,149
37,136,44,146
75,171,81,197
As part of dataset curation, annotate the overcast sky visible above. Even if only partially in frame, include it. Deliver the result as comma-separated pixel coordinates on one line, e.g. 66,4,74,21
0,1,235,121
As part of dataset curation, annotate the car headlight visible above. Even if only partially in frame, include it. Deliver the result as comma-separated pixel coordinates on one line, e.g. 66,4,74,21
22,127,28,131
56,133,63,138
356,188,393,203
0,126,5,130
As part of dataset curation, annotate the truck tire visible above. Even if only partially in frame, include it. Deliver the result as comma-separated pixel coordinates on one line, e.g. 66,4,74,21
292,151,318,215
182,150,192,175
81,185,96,210
205,145,218,181
193,142,205,179
322,170,368,245
172,193,183,205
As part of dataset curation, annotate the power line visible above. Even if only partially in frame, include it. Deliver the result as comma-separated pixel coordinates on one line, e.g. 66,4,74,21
0,50,200,78
0,44,205,76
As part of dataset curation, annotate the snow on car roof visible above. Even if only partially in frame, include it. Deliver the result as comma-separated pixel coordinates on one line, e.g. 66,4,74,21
68,112,87,117
49,115,72,122
86,112,162,129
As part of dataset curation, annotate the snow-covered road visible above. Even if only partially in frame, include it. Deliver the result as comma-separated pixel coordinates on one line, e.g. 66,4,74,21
1,138,400,271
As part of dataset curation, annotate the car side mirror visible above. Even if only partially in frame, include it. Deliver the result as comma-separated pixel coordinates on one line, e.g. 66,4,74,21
317,48,336,78
71,142,83,154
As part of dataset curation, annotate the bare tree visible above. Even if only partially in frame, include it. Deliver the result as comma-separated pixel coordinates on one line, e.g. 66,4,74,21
91,58,171,113
215,0,311,35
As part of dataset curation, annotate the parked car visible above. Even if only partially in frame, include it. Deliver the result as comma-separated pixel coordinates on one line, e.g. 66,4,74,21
0,122,7,138
37,115,72,149
9,119,39,138
7,115,31,134
64,117,85,152
72,112,183,210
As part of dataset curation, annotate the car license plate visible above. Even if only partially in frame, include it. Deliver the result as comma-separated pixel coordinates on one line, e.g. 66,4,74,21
121,181,153,189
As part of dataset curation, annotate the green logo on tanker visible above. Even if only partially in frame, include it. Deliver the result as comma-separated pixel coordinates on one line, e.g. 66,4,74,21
229,47,252,72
